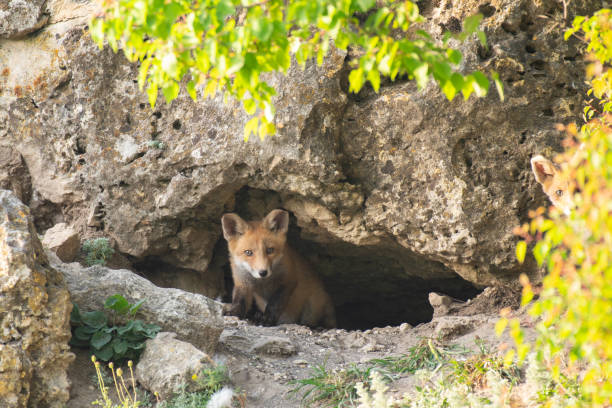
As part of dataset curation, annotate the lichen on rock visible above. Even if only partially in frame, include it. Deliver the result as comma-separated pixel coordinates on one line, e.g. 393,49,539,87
0,190,73,408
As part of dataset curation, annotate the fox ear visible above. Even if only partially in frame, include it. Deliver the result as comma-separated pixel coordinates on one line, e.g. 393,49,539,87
531,155,556,184
263,209,289,234
222,213,248,240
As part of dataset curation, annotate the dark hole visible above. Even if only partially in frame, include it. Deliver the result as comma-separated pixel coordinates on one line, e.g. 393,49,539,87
478,3,496,17
543,108,554,117
130,186,482,330
530,60,546,71
139,103,146,109
153,111,162,119
172,119,182,130
525,43,536,53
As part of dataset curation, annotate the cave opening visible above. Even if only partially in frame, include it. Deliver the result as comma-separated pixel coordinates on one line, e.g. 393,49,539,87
131,186,482,330
213,186,482,330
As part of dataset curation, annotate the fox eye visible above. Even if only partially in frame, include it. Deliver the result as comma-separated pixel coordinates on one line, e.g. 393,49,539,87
556,189,563,196
266,247,274,254
244,249,253,256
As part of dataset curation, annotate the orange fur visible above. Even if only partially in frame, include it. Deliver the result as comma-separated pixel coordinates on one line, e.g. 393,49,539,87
221,209,336,328
531,155,574,215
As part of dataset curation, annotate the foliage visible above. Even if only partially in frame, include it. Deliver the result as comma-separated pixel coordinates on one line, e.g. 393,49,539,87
92,357,153,408
90,0,502,140
157,364,236,408
504,8,612,406
83,237,115,266
70,294,160,363
290,362,394,408
369,339,469,374
291,339,470,407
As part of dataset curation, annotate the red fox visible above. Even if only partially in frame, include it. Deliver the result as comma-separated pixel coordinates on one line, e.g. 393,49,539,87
531,155,574,215
221,209,336,328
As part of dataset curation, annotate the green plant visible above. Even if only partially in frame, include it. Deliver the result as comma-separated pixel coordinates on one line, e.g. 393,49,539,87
90,0,502,140
83,237,115,266
368,339,469,375
70,294,161,362
505,8,612,406
290,362,395,408
157,364,235,408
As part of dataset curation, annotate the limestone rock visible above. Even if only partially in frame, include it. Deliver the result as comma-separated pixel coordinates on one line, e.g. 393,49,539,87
0,146,32,205
42,222,79,262
433,316,487,340
135,332,213,400
250,336,297,357
50,255,224,354
0,0,606,327
0,190,73,408
0,0,49,39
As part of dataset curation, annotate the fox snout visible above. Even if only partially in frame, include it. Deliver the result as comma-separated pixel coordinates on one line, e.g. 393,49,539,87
258,269,269,278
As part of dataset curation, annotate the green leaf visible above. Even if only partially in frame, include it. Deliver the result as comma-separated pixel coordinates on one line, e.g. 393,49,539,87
252,18,273,42
161,53,179,79
516,240,527,264
74,326,95,341
447,49,462,65
472,71,490,96
70,303,82,324
95,344,114,361
367,69,381,92
81,311,107,329
413,63,429,89
117,320,135,335
244,117,259,141
162,81,180,102
91,330,112,349
112,338,129,355
187,80,197,101
216,0,235,21
147,82,158,109
348,68,365,93
105,294,130,315
244,99,257,115
491,71,504,102
355,0,375,12
441,79,456,101
462,14,483,34
129,299,146,316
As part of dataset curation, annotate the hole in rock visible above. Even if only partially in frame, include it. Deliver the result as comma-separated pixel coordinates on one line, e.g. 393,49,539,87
211,187,482,330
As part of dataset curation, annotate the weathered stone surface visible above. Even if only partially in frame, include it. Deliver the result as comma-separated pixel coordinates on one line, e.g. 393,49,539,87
42,222,79,262
0,0,49,39
50,254,224,354
135,332,212,399
250,336,297,357
0,146,32,205
0,190,73,408
0,0,604,327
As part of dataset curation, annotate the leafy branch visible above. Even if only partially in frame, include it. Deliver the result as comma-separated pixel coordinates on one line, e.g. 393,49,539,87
91,0,503,140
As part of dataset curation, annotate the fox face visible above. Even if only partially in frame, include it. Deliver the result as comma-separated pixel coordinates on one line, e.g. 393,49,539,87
531,155,573,215
221,209,289,279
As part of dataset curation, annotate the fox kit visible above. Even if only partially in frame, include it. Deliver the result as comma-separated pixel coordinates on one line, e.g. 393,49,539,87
221,209,336,328
530,155,573,215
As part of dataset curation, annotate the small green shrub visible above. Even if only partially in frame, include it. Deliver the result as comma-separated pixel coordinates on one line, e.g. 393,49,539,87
83,238,115,266
70,294,160,362
158,364,234,408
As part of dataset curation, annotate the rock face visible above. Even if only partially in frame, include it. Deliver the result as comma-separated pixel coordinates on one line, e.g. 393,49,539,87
42,222,79,262
0,190,73,408
51,255,224,354
0,0,603,328
136,332,214,399
0,0,49,39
